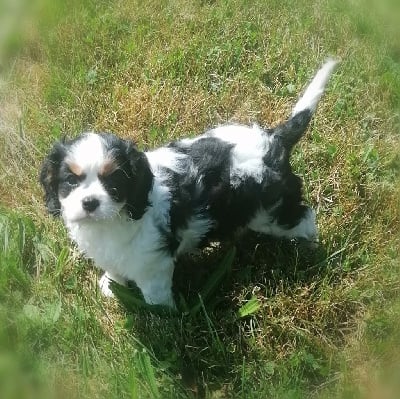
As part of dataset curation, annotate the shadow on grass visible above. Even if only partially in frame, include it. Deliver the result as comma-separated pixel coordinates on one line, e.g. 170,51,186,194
111,233,330,397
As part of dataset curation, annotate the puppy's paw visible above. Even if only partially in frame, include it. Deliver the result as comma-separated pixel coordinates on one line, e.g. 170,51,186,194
99,273,115,298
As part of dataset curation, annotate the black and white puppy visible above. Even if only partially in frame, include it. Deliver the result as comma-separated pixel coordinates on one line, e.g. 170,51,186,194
40,59,337,307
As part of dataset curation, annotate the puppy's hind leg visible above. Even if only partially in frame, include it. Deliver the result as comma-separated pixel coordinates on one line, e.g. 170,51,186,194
248,206,318,242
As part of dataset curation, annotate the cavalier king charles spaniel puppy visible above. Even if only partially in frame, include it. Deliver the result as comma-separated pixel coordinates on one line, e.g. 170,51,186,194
40,59,337,308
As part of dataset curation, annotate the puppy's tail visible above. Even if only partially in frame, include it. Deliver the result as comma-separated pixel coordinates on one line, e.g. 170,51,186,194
292,58,338,117
274,58,338,150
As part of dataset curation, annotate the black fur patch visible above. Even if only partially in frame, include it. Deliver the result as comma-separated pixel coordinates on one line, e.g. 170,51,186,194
274,109,312,150
160,122,312,254
162,135,295,253
167,137,235,240
39,142,66,216
99,133,153,220
58,163,86,199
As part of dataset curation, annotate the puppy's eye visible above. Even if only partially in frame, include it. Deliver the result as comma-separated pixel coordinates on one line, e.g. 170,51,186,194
66,174,79,186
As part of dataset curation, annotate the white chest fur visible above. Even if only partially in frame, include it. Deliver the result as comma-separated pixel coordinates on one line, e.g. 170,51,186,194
66,213,163,280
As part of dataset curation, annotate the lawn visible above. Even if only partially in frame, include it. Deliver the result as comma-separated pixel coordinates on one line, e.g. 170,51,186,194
0,0,399,398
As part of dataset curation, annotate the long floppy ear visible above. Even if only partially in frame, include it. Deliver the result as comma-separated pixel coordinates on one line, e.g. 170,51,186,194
124,141,153,220
39,142,66,217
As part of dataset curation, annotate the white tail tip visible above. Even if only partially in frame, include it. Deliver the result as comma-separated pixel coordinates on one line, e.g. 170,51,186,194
292,58,338,117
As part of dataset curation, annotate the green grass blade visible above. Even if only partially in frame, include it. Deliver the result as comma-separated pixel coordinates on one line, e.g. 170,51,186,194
135,349,160,398
238,296,261,319
190,246,236,315
110,281,176,316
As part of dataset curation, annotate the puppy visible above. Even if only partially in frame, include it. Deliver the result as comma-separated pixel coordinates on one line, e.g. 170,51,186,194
40,59,337,307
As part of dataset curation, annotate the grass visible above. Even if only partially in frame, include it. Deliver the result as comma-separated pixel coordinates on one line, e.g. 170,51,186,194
1,0,399,397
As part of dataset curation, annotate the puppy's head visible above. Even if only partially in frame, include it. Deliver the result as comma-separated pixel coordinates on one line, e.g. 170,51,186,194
40,133,153,223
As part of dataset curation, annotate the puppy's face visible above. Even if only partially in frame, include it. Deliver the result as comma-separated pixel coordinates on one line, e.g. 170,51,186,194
59,133,128,222
40,133,153,223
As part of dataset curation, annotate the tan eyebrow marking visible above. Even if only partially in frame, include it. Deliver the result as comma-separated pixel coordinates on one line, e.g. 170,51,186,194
67,162,83,176
99,158,119,177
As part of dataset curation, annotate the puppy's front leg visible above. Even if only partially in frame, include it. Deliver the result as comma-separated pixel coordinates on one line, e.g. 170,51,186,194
99,271,127,297
134,257,176,308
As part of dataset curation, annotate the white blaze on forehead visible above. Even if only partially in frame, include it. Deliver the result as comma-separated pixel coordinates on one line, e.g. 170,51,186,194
66,133,107,173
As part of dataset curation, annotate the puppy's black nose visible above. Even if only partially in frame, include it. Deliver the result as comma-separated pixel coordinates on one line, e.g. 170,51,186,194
82,197,100,213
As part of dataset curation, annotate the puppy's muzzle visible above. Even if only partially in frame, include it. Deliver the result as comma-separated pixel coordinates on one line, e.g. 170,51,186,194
82,196,100,213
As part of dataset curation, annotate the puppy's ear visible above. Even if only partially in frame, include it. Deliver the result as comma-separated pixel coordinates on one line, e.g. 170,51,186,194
124,141,153,220
39,142,65,217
